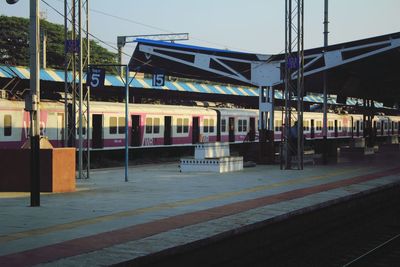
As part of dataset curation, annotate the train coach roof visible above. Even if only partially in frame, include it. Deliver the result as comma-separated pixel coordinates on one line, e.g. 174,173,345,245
89,101,216,115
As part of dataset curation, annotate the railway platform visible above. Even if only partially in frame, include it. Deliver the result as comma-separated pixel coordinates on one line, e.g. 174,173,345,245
0,147,400,266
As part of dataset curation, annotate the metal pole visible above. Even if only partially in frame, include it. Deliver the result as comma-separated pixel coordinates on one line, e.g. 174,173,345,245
29,0,40,206
63,0,68,147
125,65,129,182
323,0,329,164
86,0,90,178
118,45,123,76
41,29,47,69
78,0,83,179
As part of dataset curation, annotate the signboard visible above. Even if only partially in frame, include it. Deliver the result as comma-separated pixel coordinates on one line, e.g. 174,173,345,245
152,70,165,86
87,68,106,90
287,56,299,69
65,40,80,53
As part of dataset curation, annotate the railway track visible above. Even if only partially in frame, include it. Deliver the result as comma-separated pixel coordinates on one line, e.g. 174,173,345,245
342,233,400,267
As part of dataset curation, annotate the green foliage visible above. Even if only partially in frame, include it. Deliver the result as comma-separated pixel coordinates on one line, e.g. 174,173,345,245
0,15,117,70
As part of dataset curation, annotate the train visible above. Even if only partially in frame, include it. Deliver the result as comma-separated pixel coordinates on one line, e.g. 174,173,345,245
0,98,399,150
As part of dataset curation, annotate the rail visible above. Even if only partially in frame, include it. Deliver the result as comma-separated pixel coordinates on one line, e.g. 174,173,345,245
342,233,400,267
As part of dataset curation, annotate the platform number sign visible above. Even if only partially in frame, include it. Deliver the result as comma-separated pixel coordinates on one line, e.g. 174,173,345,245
87,68,105,90
287,56,299,69
152,70,165,87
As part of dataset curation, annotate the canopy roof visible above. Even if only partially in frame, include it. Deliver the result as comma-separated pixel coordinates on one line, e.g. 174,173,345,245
130,32,400,105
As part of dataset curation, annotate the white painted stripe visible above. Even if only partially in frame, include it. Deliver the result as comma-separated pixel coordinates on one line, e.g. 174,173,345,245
16,67,30,79
104,78,112,86
199,84,213,93
173,82,186,91
235,87,249,96
137,79,151,88
217,85,236,95
213,85,226,94
46,70,63,82
186,83,200,92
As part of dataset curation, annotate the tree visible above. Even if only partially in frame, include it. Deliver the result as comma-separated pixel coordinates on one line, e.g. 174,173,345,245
0,15,117,70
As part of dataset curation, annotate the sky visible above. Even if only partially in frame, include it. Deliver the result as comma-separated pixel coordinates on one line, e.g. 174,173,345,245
1,0,399,64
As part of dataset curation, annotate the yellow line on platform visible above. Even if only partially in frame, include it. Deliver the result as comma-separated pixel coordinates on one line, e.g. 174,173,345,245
0,166,368,244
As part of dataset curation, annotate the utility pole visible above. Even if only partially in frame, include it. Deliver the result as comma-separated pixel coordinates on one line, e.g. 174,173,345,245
281,0,305,170
64,0,90,179
29,0,41,206
322,0,329,164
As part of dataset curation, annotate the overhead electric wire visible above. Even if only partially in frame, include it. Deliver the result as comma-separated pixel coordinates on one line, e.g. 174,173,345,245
51,0,258,53
40,0,270,81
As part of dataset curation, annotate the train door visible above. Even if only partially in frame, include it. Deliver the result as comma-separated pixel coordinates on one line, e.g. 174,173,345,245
229,117,235,142
334,120,338,137
249,117,256,141
381,121,384,135
131,115,141,147
192,117,200,144
356,120,360,137
57,113,64,147
92,114,103,148
216,111,221,142
164,116,172,145
392,121,394,135
310,119,315,139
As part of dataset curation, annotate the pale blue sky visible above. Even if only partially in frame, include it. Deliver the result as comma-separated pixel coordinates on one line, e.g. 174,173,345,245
1,0,399,64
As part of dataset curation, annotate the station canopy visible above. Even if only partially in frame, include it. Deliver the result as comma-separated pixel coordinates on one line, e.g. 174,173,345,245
129,32,400,106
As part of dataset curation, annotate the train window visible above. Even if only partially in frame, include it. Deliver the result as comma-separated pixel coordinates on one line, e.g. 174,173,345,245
384,122,388,130
328,121,334,131
183,118,189,133
338,121,342,132
395,122,398,130
238,119,247,133
377,122,381,129
360,121,363,131
153,118,160,134
177,118,183,133
177,118,188,134
274,120,282,132
4,114,12,136
209,119,215,133
238,120,243,132
203,119,209,133
303,120,310,131
109,117,117,134
221,119,226,132
146,118,153,133
118,117,125,134
316,121,322,131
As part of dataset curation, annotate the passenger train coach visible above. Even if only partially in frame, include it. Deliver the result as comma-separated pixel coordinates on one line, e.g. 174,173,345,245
0,99,399,150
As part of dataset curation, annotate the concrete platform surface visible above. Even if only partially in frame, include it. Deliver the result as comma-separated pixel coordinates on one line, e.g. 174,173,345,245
1,151,400,266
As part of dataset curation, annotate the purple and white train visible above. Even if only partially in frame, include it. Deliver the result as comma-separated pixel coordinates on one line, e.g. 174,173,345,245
0,99,399,149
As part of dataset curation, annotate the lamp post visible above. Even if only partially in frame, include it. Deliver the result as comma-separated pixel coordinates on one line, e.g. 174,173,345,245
29,0,41,207
6,0,41,206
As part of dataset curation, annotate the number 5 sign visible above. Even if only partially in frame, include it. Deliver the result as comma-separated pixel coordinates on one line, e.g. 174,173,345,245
87,67,106,89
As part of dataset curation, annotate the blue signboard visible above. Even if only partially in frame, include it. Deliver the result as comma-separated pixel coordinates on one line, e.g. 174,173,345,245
152,70,165,87
87,68,106,89
287,56,299,69
65,40,80,53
